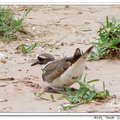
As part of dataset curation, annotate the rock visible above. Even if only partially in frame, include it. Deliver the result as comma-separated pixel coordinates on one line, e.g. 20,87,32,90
0,53,6,64
78,11,83,14
0,99,8,102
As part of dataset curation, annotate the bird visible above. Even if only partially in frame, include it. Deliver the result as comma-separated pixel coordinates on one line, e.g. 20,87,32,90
31,46,94,91
31,53,55,66
42,46,93,88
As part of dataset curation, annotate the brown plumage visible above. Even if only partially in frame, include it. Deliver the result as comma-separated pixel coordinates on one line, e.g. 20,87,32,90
31,46,94,88
42,48,82,83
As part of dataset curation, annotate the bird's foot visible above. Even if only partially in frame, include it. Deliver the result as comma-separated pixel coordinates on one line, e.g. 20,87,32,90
45,87,64,93
69,87,78,92
45,87,78,93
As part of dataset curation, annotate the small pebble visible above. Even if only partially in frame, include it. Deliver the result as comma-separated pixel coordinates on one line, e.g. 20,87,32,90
0,99,8,102
78,11,83,14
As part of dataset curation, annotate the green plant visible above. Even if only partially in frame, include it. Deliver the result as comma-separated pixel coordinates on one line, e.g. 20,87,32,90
0,6,32,42
18,42,39,54
89,16,120,60
60,104,78,111
62,75,110,109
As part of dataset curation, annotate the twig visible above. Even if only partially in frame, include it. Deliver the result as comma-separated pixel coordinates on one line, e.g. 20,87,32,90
54,34,69,45
0,83,9,87
19,28,34,37
0,77,15,81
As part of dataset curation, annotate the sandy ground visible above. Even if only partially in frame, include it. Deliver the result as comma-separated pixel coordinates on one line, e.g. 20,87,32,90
0,5,120,113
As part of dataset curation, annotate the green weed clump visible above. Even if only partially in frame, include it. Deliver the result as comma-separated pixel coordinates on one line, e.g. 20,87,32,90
17,42,39,54
89,16,120,60
0,7,31,42
61,75,110,110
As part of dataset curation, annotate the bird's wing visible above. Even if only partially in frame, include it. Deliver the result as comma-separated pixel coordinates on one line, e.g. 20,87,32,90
42,59,71,83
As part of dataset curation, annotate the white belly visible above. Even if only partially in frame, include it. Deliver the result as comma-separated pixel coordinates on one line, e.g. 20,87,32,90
49,58,85,88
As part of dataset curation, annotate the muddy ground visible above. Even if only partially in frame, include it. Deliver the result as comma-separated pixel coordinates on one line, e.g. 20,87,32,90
0,5,120,113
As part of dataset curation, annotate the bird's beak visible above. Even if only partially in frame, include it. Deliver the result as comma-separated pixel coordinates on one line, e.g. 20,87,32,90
31,60,40,66
82,45,94,59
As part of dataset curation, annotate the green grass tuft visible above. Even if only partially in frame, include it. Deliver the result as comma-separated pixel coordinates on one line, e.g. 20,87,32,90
0,6,32,42
89,16,120,60
17,42,39,54
61,75,110,110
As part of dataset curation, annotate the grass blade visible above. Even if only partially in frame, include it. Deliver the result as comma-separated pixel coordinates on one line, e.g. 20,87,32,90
103,81,105,91
106,16,109,27
87,79,99,84
65,86,73,96
83,74,87,83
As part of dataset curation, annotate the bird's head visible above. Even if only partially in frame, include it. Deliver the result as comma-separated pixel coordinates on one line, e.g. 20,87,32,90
31,53,55,66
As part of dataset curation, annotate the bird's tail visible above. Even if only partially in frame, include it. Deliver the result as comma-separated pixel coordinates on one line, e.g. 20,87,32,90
81,45,94,59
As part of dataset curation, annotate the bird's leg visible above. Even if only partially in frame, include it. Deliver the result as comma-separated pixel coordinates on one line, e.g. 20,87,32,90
45,86,65,93
45,86,54,93
45,86,78,93
69,87,78,92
